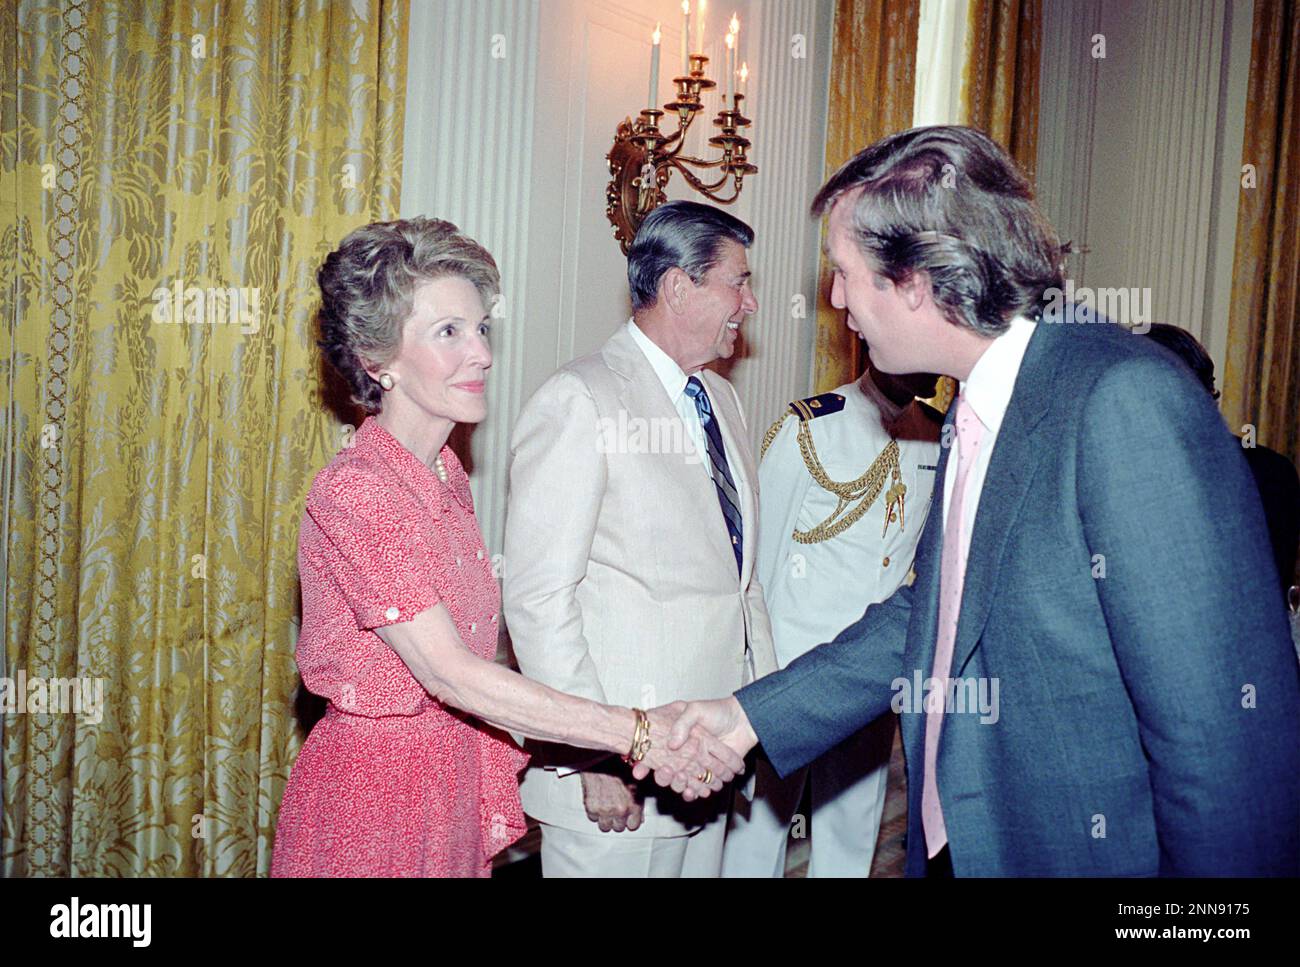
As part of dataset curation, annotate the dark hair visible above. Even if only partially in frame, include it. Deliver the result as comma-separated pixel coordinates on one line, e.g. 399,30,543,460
317,217,500,413
627,200,755,310
1144,323,1219,399
811,125,1067,336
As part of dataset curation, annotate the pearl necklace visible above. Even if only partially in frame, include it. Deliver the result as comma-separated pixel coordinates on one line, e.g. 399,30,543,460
434,453,448,484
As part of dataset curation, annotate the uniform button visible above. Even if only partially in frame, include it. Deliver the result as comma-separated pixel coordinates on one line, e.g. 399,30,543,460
385,606,400,621
470,622,477,634
882,556,891,567
476,549,484,560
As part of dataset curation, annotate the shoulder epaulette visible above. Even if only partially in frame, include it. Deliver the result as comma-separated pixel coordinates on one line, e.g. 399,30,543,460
788,392,846,422
761,392,848,459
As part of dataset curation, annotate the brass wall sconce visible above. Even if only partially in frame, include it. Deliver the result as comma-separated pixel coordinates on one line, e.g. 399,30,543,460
606,46,756,254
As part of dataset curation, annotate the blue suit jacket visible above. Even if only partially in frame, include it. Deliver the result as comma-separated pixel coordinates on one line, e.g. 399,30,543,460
737,309,1300,876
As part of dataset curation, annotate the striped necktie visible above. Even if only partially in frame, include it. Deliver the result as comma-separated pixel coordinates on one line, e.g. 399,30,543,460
684,376,743,575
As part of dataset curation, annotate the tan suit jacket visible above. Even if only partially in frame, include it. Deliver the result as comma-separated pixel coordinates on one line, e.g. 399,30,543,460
504,324,778,838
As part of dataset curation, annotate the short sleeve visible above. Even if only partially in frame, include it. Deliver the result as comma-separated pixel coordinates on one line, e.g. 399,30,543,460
303,464,443,630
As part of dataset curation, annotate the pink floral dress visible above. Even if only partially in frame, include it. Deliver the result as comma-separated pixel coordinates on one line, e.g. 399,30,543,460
271,417,528,877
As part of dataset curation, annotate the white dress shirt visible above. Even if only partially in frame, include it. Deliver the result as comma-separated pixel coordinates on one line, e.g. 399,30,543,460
626,318,712,478
941,315,1038,563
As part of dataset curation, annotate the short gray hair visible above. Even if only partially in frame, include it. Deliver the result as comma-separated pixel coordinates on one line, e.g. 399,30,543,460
626,200,754,310
317,216,500,412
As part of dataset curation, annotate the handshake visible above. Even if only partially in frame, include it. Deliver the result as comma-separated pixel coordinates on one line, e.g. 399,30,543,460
632,697,759,800
581,697,760,834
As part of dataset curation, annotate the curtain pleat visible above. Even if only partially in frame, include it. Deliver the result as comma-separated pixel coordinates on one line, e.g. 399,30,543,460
813,0,922,393
961,0,1041,183
1222,0,1300,586
2,0,409,876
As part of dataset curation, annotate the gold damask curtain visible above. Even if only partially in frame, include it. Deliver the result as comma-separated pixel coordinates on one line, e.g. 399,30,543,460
1,0,407,876
1223,0,1299,507
813,0,921,393
961,0,1041,183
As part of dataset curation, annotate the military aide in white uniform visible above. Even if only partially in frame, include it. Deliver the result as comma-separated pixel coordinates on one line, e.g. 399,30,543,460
722,366,943,877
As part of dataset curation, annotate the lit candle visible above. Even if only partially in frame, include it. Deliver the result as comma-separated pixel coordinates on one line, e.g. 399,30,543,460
738,61,748,99
729,15,740,102
649,23,661,109
681,1,690,72
724,32,734,105
697,0,706,55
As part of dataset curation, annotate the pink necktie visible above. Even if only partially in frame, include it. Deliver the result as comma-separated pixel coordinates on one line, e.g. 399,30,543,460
922,392,985,859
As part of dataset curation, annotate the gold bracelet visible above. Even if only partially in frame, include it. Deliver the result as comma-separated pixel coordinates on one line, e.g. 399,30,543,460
625,708,652,763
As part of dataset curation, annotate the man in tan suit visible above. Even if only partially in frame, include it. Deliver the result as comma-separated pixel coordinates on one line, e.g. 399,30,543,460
504,201,778,877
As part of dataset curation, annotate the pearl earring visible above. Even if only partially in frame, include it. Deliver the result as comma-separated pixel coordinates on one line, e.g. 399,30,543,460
379,373,394,390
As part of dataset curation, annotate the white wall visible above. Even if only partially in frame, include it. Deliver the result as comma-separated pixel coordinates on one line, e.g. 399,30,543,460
401,0,833,554
1036,0,1253,375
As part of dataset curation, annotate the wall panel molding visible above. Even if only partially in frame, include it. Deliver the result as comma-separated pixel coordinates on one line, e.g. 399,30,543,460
401,0,540,555
725,0,833,442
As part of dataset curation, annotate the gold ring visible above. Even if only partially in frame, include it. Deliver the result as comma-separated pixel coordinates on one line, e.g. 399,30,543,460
697,769,713,784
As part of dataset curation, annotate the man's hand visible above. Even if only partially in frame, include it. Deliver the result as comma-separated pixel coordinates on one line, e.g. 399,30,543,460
631,699,757,801
580,772,644,833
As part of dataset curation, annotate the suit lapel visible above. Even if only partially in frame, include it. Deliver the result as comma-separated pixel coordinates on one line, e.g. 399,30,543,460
601,328,736,577
901,406,952,770
948,323,1060,678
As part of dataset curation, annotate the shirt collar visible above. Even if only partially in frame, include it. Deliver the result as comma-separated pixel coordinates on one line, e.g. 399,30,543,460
959,314,1037,435
357,416,473,512
626,318,691,403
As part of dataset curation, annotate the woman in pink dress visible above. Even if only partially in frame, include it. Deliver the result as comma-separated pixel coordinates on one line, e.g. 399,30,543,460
271,217,741,877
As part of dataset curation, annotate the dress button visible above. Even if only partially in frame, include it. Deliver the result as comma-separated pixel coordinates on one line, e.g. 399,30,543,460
455,557,462,567
385,606,400,621
470,622,477,634
476,549,484,560
882,556,891,567
490,613,498,623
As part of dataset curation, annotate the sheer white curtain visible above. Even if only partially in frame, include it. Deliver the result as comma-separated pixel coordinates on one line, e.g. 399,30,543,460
913,0,970,126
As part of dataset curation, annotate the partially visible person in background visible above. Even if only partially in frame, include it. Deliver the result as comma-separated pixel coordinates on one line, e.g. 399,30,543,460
1143,324,1299,601
722,362,942,877
272,217,741,879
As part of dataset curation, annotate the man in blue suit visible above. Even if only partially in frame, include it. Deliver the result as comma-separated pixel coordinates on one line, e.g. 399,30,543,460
640,125,1300,876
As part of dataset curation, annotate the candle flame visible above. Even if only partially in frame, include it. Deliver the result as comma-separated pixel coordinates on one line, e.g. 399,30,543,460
739,61,748,80
730,13,739,34
725,31,733,48
682,0,689,12
653,23,661,44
